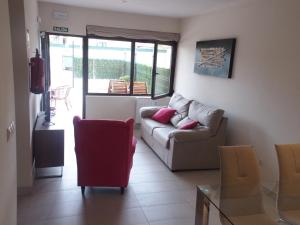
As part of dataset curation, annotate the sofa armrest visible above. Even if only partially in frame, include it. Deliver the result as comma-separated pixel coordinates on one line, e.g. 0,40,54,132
168,128,211,142
140,106,164,118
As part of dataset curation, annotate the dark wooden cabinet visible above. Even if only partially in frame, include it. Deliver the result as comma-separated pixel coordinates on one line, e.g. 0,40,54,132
34,112,64,177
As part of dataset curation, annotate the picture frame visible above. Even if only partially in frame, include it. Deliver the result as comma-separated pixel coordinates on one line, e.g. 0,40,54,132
194,38,236,78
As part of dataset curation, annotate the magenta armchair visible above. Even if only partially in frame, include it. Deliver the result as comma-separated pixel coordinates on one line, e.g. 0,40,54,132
73,116,137,195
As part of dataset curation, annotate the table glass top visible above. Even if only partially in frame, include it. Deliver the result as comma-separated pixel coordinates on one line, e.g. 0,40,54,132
197,184,300,225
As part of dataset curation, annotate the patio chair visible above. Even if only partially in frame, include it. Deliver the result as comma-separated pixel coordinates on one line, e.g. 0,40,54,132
108,80,128,94
132,81,148,95
51,85,72,111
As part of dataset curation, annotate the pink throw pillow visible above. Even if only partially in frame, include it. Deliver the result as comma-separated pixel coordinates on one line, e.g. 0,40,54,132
178,120,198,130
152,108,176,124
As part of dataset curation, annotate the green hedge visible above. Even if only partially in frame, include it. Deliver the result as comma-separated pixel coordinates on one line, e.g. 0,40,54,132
72,58,170,93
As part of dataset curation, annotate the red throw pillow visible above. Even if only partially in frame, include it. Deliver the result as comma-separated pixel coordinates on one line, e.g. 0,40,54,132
152,108,176,124
179,120,198,130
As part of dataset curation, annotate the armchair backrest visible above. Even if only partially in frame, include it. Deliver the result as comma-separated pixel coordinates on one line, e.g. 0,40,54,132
73,116,135,187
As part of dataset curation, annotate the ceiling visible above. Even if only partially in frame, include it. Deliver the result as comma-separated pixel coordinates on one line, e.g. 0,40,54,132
39,0,253,18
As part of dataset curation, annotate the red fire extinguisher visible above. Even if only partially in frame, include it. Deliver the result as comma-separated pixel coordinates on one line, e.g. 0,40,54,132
30,49,45,94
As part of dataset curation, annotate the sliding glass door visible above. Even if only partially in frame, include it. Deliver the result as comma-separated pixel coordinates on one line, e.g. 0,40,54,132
42,33,84,116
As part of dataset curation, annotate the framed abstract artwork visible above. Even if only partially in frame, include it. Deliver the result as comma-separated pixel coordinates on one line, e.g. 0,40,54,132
194,38,236,78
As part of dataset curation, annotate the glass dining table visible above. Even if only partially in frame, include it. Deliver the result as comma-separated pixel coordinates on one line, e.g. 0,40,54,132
195,184,299,225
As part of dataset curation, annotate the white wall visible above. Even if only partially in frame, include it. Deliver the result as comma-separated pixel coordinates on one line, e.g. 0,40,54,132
25,0,42,137
38,2,180,35
0,0,17,224
9,0,40,189
176,0,300,189
86,96,137,120
86,96,170,122
24,0,42,188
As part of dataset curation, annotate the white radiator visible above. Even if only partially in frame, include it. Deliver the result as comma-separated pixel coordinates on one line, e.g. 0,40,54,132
135,97,170,123
86,96,136,120
85,95,170,124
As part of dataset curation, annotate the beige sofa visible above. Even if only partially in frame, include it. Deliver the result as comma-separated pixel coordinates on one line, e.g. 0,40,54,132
140,93,227,171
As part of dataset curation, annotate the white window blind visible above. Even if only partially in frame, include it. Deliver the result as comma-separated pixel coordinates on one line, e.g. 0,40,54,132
86,25,180,42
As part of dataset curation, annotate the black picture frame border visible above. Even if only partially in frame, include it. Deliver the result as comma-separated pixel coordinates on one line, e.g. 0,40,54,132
194,38,236,79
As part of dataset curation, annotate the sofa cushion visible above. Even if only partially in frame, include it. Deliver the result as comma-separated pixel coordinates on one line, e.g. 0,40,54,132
188,101,224,135
169,127,211,141
140,106,163,118
168,93,191,126
177,117,194,128
178,120,198,130
142,118,167,135
152,125,176,148
152,108,176,124
170,113,183,127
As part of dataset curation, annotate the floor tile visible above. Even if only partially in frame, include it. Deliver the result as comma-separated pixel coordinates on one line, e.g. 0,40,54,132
149,218,194,225
131,180,194,194
47,200,86,219
42,215,88,225
87,207,149,225
136,190,191,207
18,203,52,225
130,170,177,184
18,126,219,225
142,203,195,222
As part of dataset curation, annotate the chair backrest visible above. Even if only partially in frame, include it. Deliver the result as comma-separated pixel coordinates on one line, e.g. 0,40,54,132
219,145,264,216
275,144,300,211
65,86,72,98
73,116,134,187
132,81,147,95
51,85,69,99
108,80,128,94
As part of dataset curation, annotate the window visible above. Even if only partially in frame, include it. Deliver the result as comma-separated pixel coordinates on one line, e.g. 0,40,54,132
152,44,173,99
62,56,73,71
88,39,131,94
133,42,154,95
85,37,176,98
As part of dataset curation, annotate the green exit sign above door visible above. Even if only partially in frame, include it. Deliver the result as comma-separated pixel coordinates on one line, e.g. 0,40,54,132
53,26,69,33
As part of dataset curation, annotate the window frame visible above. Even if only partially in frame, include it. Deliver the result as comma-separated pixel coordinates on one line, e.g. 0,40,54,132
151,42,177,100
84,35,177,98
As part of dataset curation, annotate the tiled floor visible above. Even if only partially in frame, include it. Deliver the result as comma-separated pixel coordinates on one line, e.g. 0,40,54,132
18,110,220,225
